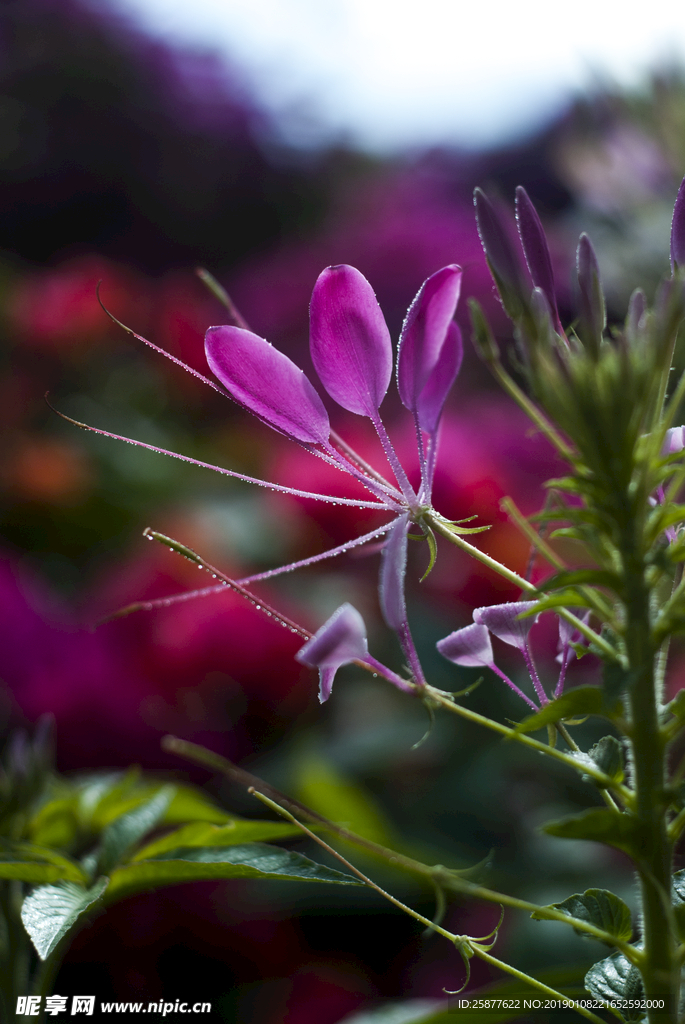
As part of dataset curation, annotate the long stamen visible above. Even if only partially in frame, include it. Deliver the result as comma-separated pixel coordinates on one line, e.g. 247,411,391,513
100,523,397,621
488,663,539,710
554,645,570,699
371,413,419,510
329,428,404,495
521,642,548,705
47,400,389,509
238,522,397,584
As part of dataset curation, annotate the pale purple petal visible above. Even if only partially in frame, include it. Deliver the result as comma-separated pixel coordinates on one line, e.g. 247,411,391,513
473,601,540,650
310,265,392,417
296,603,369,703
437,623,493,667
414,322,463,436
671,175,685,272
397,265,462,427
515,186,561,331
205,325,330,445
379,513,409,631
664,426,685,454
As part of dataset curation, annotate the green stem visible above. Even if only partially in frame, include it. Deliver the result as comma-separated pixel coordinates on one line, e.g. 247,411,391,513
621,550,680,1021
423,686,633,804
253,790,619,1024
470,946,609,1024
488,358,575,462
163,736,632,947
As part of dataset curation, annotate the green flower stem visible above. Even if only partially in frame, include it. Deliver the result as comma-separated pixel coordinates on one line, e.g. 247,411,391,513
668,805,685,842
422,685,633,805
253,790,614,1024
163,736,630,947
161,736,450,885
427,514,621,663
499,496,616,624
433,873,639,959
469,947,609,1024
621,551,680,1020
249,789,456,940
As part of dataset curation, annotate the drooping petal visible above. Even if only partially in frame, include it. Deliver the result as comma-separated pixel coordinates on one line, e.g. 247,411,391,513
205,325,330,445
515,186,562,331
379,513,409,631
309,265,392,418
397,265,463,429
671,175,685,273
295,603,369,702
437,623,493,667
473,601,540,650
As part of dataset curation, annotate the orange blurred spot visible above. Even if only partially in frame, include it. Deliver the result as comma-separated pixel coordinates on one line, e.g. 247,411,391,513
3,437,91,502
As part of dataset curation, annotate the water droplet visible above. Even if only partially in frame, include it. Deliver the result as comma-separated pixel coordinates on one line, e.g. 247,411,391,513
372,673,378,678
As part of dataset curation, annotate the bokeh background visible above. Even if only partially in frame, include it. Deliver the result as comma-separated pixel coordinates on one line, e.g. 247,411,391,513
3,1,685,1020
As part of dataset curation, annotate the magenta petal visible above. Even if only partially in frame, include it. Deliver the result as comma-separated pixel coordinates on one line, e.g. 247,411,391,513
671,175,685,272
437,623,493,667
397,265,463,429
205,325,330,445
473,601,540,650
414,322,463,435
295,603,368,703
309,265,392,418
379,513,409,631
515,187,561,330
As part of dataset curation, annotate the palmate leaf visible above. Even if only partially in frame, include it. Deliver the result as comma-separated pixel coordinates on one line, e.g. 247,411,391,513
105,842,363,902
531,888,632,944
0,843,88,885
21,878,109,960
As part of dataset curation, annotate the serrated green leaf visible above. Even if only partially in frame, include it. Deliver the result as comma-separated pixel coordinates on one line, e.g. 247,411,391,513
0,843,88,885
542,808,640,856
515,687,618,734
97,786,175,874
532,888,632,943
584,950,644,1020
21,878,109,960
588,736,624,786
133,820,305,861
105,842,362,901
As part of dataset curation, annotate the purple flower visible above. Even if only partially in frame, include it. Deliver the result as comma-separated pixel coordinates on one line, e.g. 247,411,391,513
437,620,538,710
296,603,369,702
473,601,539,650
76,264,465,699
296,603,414,702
